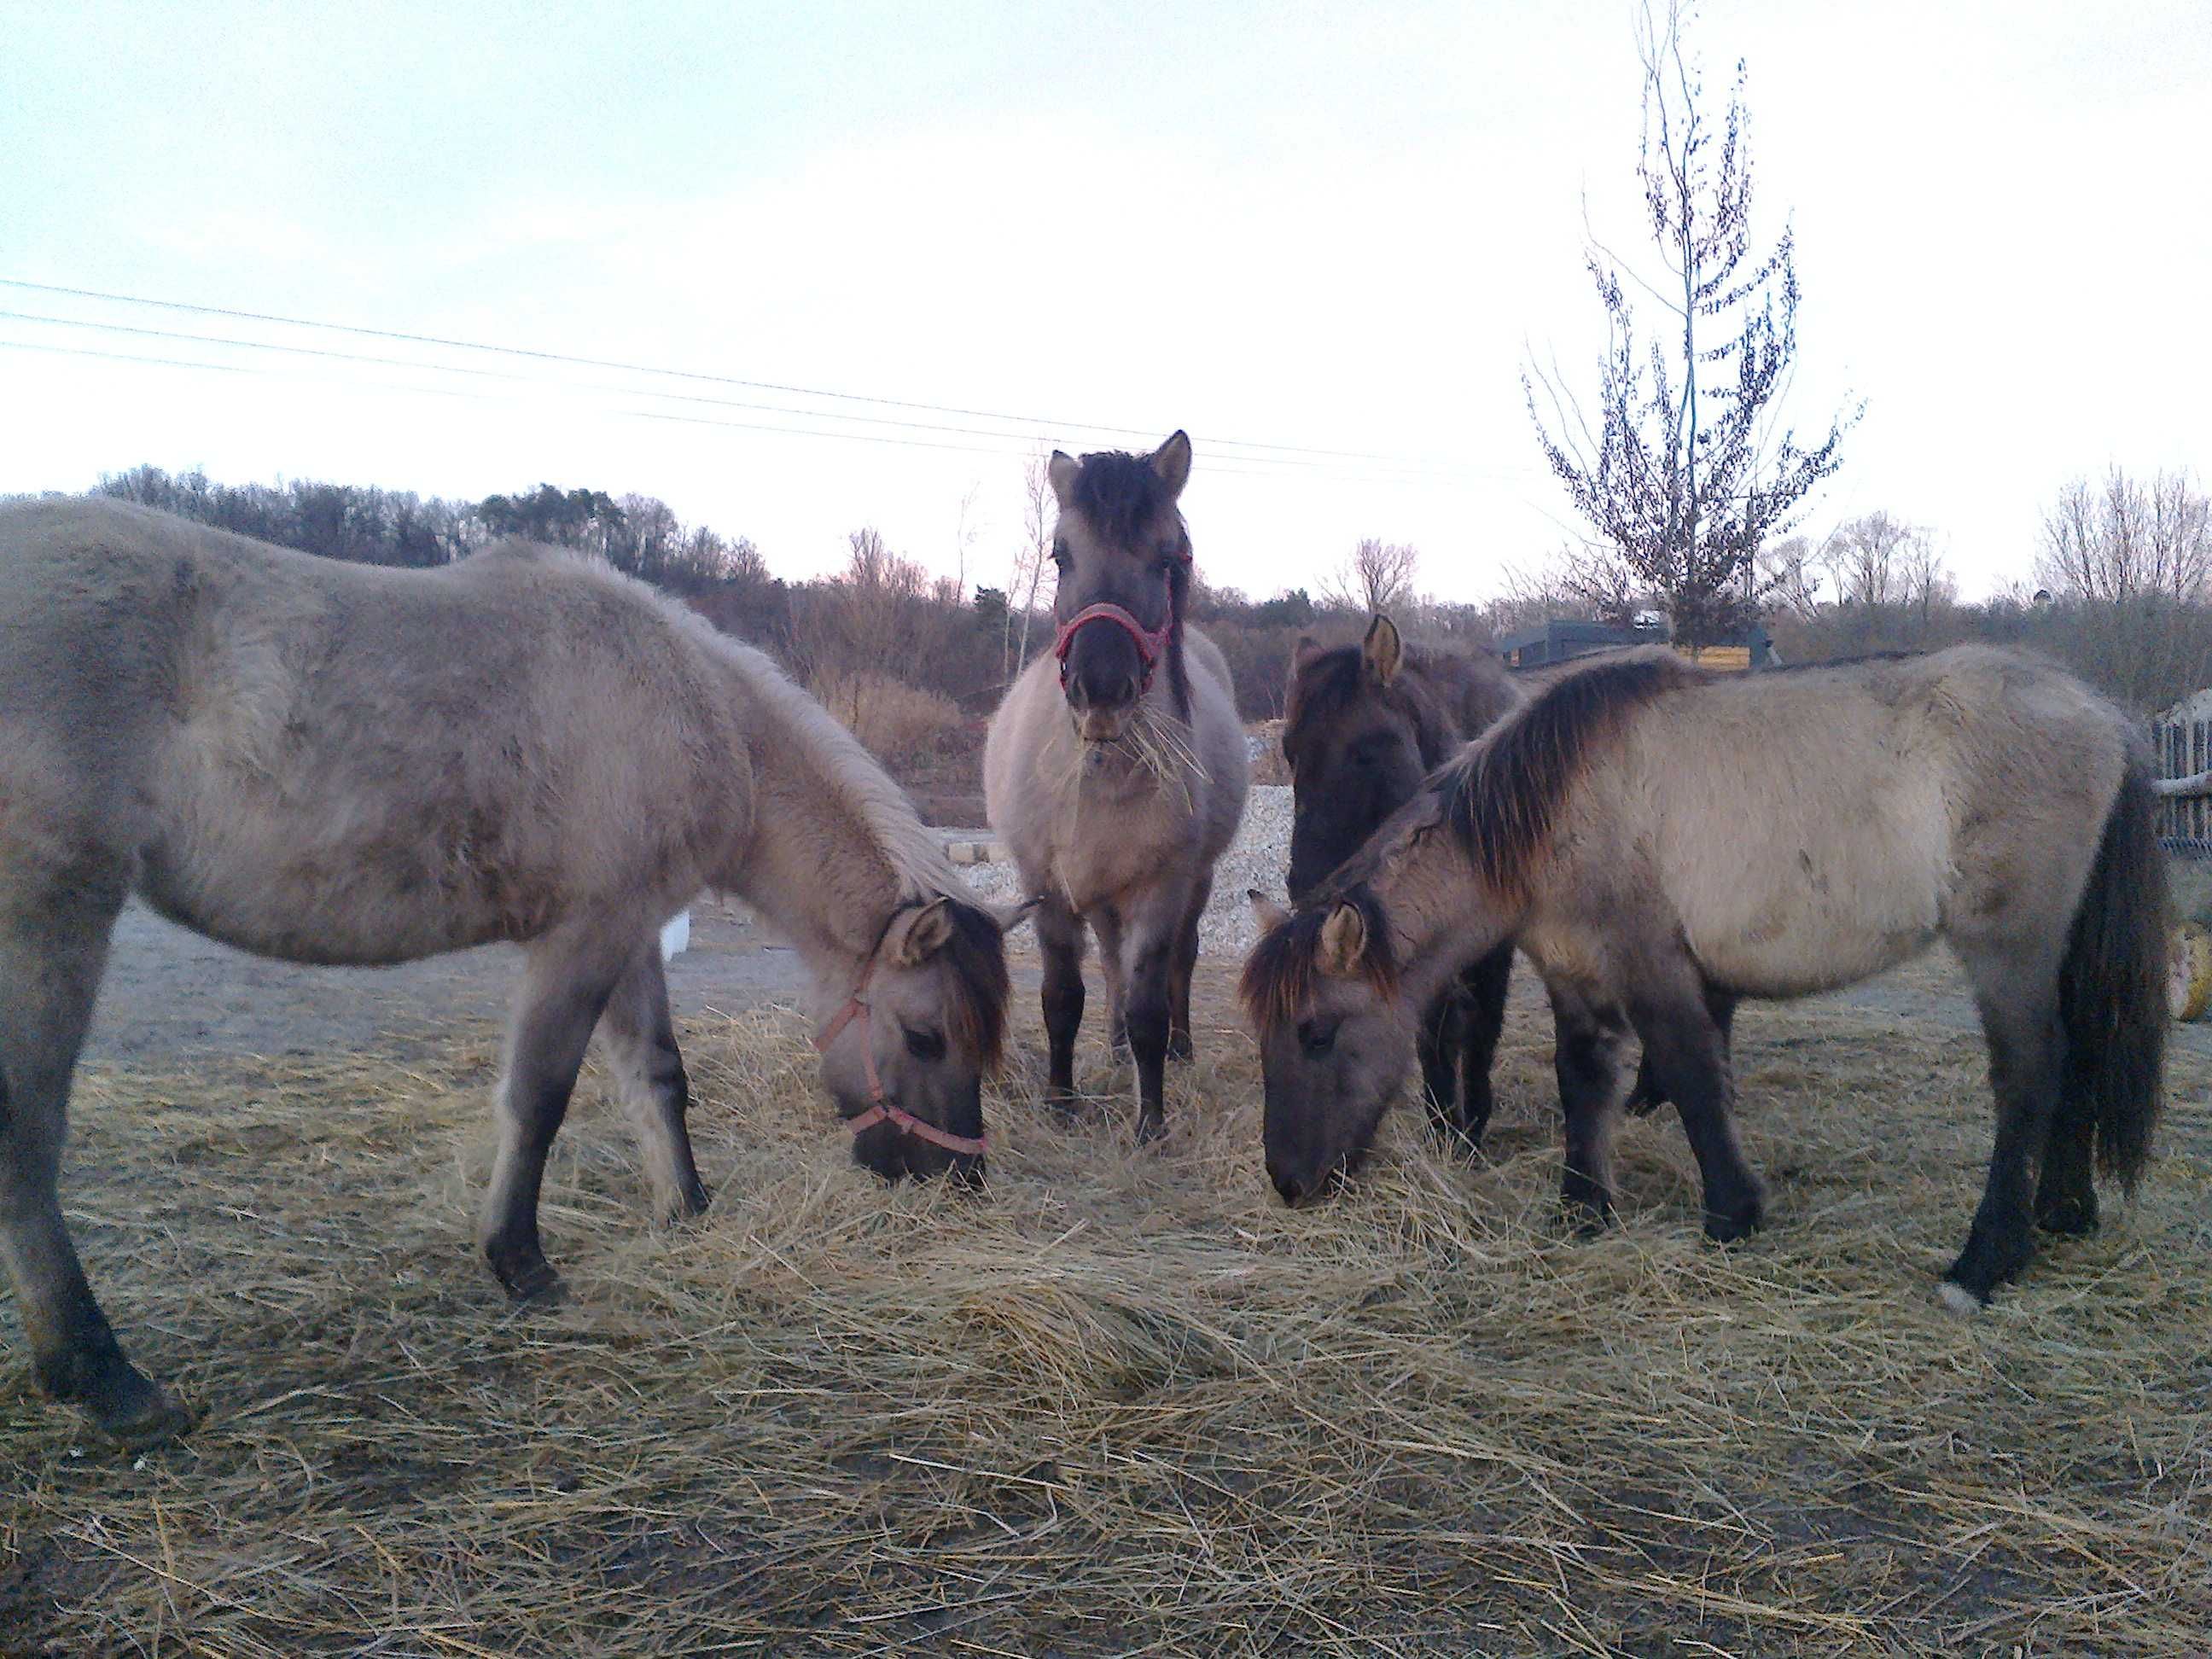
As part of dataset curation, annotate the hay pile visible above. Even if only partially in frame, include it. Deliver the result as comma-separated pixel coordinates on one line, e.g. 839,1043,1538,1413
4,963,2210,1655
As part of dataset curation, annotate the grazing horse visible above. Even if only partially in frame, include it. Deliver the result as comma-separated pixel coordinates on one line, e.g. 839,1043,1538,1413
1279,615,1522,1146
1243,645,2165,1311
984,433,1249,1142
0,498,1020,1445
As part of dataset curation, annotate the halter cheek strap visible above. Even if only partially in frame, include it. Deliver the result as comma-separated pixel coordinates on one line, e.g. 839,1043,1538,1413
812,937,987,1160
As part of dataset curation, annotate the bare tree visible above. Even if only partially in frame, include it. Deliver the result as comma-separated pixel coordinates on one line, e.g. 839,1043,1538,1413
1757,532,1825,621
1008,447,1056,676
2037,466,2212,603
1522,0,1860,652
1322,538,1422,616
1822,511,1925,609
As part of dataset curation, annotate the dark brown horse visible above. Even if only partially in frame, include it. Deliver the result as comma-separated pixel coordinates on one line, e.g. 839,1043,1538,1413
1279,616,1522,1146
1244,646,2165,1311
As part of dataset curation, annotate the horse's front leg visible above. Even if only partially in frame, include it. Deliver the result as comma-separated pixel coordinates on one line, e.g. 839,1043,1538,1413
1547,981,1633,1229
1166,875,1210,1062
1628,975,1763,1243
1033,894,1086,1105
480,925,634,1301
1122,889,1190,1144
597,938,710,1227
1450,942,1515,1149
1415,990,1465,1140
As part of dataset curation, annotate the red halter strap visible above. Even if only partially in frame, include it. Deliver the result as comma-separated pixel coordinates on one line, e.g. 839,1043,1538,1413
812,928,987,1160
1053,602,1175,693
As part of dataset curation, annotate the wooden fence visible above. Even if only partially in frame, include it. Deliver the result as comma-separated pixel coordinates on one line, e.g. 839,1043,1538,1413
2154,716,2212,842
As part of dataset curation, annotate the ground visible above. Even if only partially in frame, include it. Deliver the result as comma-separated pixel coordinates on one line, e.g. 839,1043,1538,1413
4,902,2210,1655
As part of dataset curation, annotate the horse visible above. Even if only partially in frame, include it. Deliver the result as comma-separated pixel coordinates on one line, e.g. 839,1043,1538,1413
984,433,1249,1143
0,497,1021,1446
1243,644,2165,1312
1279,614,1523,1146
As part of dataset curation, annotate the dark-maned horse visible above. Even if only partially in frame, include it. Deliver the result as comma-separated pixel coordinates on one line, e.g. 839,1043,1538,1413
1278,615,1522,1146
1243,645,2165,1312
984,434,1249,1143
0,498,1022,1445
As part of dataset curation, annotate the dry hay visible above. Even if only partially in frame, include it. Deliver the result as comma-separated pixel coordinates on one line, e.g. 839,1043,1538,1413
4,963,2211,1656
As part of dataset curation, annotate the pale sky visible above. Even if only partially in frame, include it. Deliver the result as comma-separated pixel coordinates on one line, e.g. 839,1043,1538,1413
3,1,2207,603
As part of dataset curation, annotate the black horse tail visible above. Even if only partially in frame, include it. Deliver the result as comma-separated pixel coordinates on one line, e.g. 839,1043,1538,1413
2058,756,2168,1191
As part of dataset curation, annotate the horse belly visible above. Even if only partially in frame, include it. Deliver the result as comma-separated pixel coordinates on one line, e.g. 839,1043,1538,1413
1681,862,1941,998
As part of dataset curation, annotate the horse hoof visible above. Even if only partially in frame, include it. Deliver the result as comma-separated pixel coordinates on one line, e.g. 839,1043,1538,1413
494,1259,566,1305
1166,1033,1194,1063
2035,1194,2098,1236
1703,1202,1764,1245
90,1377,195,1451
1134,1112,1167,1147
655,1182,712,1227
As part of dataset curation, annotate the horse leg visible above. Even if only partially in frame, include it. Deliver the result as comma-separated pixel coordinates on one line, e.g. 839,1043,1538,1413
479,928,634,1301
1415,991,1465,1143
1627,987,1736,1117
2035,1051,2099,1237
1547,982,1633,1230
1122,891,1188,1145
1945,951,2066,1309
1,872,189,1445
1035,894,1086,1106
1628,981,1765,1243
596,940,709,1227
1092,906,1130,1059
1166,876,1210,1063
1452,942,1514,1149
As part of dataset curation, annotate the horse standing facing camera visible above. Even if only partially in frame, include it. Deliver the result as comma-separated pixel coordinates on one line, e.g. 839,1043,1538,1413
984,432,1249,1143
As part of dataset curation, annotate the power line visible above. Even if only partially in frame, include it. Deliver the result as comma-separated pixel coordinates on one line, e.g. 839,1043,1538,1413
0,306,1480,483
0,276,1464,469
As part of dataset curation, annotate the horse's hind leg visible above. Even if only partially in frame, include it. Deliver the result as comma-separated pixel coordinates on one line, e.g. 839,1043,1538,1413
1546,981,1633,1230
1627,976,1763,1243
479,928,633,1301
597,942,709,1227
1451,942,1514,1149
1034,894,1086,1106
0,873,188,1444
1945,947,2066,1309
1166,875,1210,1063
1627,988,1736,1117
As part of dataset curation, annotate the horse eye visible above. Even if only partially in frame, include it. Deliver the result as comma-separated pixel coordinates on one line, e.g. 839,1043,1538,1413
1051,541,1070,568
904,1027,946,1062
1296,1020,1337,1058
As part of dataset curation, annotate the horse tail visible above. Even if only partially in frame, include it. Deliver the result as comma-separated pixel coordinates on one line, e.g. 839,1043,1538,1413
2058,754,2167,1191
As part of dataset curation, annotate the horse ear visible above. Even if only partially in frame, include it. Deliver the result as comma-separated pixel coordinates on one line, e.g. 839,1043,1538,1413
1316,899,1369,977
1150,431,1193,499
883,898,955,966
1247,888,1290,934
1290,632,1323,670
1047,451,1081,509
1363,614,1403,685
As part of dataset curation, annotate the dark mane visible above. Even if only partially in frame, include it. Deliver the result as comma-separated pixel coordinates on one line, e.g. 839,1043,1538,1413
1069,449,1185,550
1238,883,1401,1033
935,896,1013,1072
1444,651,1697,895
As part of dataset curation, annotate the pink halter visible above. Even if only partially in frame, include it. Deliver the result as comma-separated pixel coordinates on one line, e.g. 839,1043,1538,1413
1053,602,1176,693
813,928,987,1159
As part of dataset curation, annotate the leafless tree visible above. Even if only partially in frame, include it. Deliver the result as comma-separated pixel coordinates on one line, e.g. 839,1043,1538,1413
1822,511,1926,609
2036,466,2212,603
1522,0,1860,651
1322,538,1422,616
1008,447,1056,675
1757,533,1825,621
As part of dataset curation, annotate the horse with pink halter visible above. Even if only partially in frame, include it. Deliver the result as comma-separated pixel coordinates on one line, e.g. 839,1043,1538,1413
984,433,1250,1143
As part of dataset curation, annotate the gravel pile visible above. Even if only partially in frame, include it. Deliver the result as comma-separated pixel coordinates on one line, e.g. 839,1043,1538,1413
957,783,1293,958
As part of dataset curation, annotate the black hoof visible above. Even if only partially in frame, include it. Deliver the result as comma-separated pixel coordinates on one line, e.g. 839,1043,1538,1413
2035,1193,2098,1236
489,1252,565,1304
1166,1032,1194,1063
1134,1110,1167,1147
1703,1196,1765,1244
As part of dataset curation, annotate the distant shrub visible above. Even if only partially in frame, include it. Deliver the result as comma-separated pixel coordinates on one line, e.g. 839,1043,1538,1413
812,671,964,771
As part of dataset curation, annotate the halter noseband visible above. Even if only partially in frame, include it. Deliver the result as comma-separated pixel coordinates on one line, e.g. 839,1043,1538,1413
812,919,987,1160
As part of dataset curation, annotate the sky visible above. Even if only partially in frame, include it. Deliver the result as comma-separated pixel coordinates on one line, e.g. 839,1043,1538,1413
3,0,2207,603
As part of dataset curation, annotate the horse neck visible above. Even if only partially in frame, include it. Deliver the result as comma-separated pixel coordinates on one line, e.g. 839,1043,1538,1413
1365,826,1522,1009
713,650,948,986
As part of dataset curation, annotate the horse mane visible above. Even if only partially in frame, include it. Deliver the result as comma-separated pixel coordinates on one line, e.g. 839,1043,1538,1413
1238,883,1401,1033
1444,649,1698,895
705,632,1013,1067
1067,448,1195,717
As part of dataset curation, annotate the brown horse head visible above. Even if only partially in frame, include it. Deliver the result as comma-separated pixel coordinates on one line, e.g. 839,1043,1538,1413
1241,885,1414,1203
1281,615,1518,903
815,894,1016,1185
1047,432,1193,741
